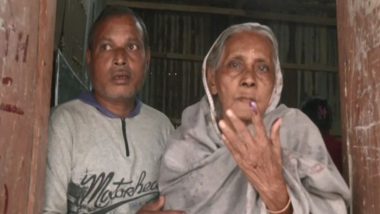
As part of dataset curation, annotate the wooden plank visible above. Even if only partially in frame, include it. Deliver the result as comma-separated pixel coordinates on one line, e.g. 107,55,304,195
0,0,56,213
181,15,189,116
249,0,336,16
284,63,337,73
162,14,168,113
28,0,56,212
336,0,380,213
0,1,39,213
107,0,337,26
151,52,338,73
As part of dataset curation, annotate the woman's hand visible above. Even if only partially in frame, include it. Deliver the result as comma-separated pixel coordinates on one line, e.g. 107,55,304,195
218,108,291,213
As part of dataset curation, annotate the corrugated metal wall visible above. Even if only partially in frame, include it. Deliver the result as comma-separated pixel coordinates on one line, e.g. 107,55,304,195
54,0,105,105
53,2,341,133
136,9,340,131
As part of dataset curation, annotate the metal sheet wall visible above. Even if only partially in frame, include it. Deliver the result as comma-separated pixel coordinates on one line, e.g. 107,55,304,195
136,9,340,129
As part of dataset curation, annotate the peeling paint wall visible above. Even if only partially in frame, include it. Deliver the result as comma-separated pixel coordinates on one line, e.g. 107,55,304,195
0,0,56,213
337,0,380,213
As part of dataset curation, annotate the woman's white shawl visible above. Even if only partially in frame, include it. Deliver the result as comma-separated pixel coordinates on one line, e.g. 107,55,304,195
159,23,350,214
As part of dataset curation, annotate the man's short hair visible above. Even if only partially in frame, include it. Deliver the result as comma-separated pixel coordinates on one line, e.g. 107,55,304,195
87,5,150,51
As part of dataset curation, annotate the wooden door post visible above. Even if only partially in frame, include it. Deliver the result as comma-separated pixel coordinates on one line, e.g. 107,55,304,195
336,1,380,213
0,0,56,213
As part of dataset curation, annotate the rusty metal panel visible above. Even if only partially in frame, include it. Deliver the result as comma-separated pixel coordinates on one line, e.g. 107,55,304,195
336,0,380,213
0,0,56,213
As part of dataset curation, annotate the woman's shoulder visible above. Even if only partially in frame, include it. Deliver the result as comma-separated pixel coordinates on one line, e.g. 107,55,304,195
273,105,326,152
275,105,316,127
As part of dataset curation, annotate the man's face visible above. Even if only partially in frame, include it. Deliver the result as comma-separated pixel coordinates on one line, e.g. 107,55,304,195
87,15,150,104
208,31,276,123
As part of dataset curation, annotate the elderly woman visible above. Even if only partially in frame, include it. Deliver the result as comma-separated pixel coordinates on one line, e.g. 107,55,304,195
159,23,350,213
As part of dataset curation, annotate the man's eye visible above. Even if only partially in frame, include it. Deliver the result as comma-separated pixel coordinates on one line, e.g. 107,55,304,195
100,44,112,51
127,44,139,51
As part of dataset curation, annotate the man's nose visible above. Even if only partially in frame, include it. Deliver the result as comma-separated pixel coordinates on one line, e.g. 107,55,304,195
113,48,127,66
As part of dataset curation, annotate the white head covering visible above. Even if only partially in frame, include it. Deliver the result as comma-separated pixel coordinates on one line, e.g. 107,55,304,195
201,22,284,132
160,23,350,214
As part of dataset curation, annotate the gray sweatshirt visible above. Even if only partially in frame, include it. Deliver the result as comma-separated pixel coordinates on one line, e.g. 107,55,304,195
44,94,173,213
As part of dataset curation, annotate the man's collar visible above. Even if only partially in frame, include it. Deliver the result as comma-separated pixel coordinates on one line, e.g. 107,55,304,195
78,91,142,118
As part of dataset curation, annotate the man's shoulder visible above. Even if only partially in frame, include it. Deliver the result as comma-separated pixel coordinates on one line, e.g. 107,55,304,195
52,98,85,111
50,99,93,119
139,103,173,127
140,103,169,119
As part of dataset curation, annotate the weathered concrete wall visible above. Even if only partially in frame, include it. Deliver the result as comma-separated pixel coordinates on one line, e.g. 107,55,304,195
336,0,380,213
0,0,56,213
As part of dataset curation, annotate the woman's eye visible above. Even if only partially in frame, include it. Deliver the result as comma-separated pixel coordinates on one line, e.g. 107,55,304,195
256,64,270,73
228,60,243,71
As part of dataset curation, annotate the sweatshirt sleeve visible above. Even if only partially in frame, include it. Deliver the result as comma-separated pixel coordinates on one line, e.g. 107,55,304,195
43,108,73,213
280,109,350,214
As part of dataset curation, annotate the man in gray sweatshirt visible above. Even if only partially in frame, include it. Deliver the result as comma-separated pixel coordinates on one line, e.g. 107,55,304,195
44,6,183,214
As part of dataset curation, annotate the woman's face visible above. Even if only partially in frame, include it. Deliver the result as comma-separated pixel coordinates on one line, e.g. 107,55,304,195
208,31,276,123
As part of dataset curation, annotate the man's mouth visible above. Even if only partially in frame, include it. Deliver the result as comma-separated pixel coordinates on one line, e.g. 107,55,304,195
112,73,131,84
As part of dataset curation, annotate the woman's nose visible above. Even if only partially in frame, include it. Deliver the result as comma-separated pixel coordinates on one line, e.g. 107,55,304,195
240,71,256,87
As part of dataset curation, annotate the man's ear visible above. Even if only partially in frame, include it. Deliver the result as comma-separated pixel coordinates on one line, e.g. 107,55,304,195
145,49,151,68
207,68,218,95
86,49,91,65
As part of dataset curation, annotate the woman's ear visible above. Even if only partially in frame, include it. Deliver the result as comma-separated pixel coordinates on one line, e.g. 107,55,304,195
207,68,218,95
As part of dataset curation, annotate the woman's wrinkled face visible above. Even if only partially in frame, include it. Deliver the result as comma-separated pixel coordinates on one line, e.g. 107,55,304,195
208,31,276,123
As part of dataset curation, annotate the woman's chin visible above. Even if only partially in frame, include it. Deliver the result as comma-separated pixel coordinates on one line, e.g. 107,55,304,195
235,111,254,123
